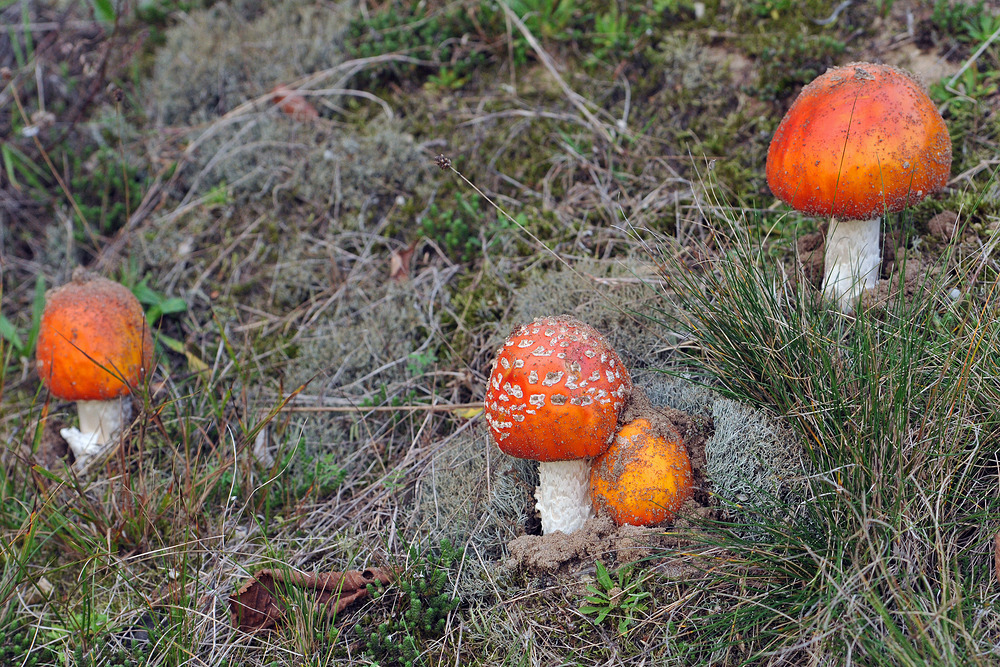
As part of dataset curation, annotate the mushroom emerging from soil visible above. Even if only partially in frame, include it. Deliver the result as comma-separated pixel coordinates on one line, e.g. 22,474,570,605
35,269,153,465
590,417,693,527
765,62,952,311
484,316,632,535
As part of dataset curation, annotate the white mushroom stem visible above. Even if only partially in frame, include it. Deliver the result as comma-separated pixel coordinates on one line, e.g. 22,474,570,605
824,216,881,311
534,459,594,535
60,398,131,464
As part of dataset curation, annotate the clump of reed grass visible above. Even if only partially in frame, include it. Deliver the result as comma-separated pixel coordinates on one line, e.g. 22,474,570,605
650,206,1000,664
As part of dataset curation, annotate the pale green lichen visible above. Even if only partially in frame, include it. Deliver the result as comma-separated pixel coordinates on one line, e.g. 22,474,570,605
632,370,715,419
707,397,807,517
171,114,434,213
146,0,437,214
502,257,680,372
147,0,352,126
285,281,449,396
409,430,532,599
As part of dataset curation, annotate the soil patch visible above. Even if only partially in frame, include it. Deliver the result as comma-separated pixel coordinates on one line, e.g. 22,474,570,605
506,516,662,576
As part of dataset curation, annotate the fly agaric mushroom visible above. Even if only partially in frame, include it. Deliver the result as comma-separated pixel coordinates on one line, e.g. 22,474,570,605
35,269,153,465
484,316,632,535
766,62,951,311
590,417,693,527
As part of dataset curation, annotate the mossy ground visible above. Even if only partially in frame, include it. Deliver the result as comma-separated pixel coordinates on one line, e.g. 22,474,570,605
2,0,1000,664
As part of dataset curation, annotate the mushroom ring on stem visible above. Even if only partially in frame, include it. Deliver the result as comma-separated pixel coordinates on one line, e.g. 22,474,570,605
484,316,632,535
35,269,153,465
766,62,951,311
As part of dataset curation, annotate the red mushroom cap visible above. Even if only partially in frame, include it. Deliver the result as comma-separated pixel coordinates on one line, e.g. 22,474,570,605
766,62,951,220
36,271,153,401
484,316,631,462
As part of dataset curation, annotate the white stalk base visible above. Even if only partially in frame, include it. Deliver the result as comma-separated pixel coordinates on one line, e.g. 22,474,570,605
824,217,881,312
60,398,131,466
535,459,594,535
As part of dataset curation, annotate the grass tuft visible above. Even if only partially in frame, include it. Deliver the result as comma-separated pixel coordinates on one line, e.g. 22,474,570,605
649,202,1000,663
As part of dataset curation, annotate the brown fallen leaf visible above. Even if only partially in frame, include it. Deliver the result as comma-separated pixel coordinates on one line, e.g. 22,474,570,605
389,239,418,282
271,84,319,121
230,567,395,632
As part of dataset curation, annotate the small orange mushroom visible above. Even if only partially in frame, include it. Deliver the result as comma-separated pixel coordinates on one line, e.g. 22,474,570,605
35,269,153,464
590,417,693,527
484,316,631,534
765,62,951,310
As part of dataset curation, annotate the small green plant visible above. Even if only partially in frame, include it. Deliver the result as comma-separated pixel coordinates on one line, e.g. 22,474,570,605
425,66,468,91
0,620,58,666
73,631,156,667
421,193,486,263
129,275,189,354
258,440,350,520
930,66,999,111
406,349,438,377
0,275,46,364
505,0,576,41
70,146,148,236
587,4,637,65
929,66,1000,172
963,8,1000,44
1,141,48,192
297,451,347,499
579,560,651,635
748,0,795,20
929,0,987,40
354,539,461,667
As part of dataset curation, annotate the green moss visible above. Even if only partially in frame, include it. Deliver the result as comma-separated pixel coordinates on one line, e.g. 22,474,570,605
0,621,58,667
930,68,1000,177
344,0,491,90
345,0,711,95
751,32,846,100
421,192,490,263
694,109,775,202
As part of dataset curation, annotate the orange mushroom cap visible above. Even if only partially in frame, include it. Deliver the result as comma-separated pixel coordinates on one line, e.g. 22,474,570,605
484,316,631,462
590,417,693,527
36,272,153,402
766,62,951,220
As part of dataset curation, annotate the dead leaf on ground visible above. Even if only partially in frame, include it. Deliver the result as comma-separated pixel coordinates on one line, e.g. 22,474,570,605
389,240,418,282
230,567,396,632
270,84,319,121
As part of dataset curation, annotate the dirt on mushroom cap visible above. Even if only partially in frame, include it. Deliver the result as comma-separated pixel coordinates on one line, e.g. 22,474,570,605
766,62,952,220
590,417,694,526
35,272,153,401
